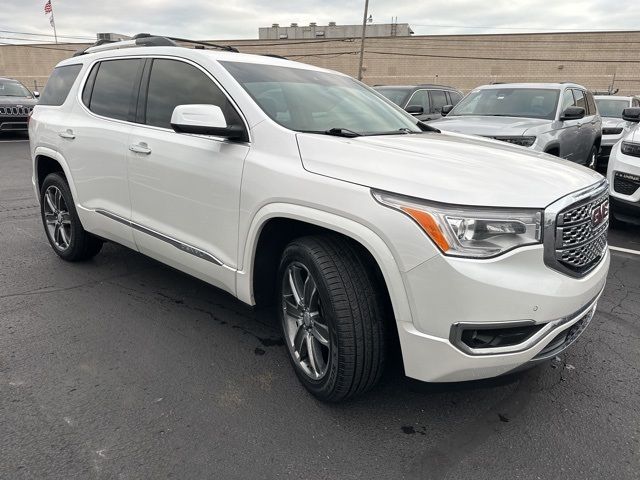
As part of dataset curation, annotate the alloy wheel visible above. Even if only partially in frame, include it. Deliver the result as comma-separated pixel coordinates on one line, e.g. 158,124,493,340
43,185,72,251
281,262,331,380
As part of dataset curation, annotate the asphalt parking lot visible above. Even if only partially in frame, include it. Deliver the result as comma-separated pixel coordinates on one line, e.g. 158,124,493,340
1,133,639,480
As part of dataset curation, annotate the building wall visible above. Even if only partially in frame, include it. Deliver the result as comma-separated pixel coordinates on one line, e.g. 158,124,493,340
1,31,638,95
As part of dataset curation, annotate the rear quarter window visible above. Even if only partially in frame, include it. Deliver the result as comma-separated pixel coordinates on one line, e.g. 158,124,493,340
38,64,83,106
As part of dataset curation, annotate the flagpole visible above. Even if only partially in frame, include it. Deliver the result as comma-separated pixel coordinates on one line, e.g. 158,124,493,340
50,0,58,44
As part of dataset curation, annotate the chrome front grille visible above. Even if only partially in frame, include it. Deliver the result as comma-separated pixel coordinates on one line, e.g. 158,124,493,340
0,105,33,116
544,181,609,277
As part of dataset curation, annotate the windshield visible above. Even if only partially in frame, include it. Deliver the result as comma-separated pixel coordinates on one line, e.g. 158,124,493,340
373,87,411,107
595,98,630,118
220,62,421,135
449,88,560,120
0,79,32,98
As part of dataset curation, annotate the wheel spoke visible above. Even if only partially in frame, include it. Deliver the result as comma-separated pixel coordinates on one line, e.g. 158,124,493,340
44,213,57,225
288,267,303,307
45,190,57,213
60,212,71,225
303,275,317,309
54,224,61,245
284,298,302,319
311,320,330,346
293,324,306,354
59,226,70,247
54,188,62,211
305,333,318,375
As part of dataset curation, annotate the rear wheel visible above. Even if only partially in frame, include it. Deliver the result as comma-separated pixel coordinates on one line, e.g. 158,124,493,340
40,173,103,261
277,235,386,402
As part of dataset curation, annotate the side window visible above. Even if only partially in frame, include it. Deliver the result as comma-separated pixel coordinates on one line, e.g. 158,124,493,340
145,59,242,129
585,92,597,116
572,89,586,111
88,59,141,121
38,64,82,106
633,99,640,108
406,90,430,112
561,89,577,111
448,91,463,106
429,90,448,113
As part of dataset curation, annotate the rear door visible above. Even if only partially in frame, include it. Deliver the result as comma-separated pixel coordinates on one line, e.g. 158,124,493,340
557,89,582,162
126,57,249,293
60,58,142,248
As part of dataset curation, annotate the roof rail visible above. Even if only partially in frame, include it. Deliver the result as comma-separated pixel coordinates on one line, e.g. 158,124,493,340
74,33,239,57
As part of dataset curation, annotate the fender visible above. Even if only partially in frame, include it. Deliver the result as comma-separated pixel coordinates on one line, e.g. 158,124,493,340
236,202,414,325
33,146,78,202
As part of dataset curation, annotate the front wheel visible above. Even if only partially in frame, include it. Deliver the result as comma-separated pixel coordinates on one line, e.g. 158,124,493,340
277,235,386,402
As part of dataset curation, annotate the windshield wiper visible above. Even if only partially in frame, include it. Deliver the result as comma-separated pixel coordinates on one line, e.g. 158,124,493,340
325,127,361,137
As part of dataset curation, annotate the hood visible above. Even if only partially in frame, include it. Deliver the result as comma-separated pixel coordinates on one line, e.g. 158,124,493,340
428,115,550,137
296,131,602,208
0,96,37,106
601,117,625,129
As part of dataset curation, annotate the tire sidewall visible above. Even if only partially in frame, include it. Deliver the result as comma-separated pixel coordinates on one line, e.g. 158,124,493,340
40,173,83,260
277,243,341,399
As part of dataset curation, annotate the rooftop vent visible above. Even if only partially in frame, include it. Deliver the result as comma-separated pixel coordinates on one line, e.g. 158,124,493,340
272,23,279,28
328,21,337,26
309,22,317,26
290,22,298,27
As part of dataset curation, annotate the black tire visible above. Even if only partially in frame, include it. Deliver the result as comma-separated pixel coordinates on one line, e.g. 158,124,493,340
40,173,103,261
587,145,598,170
277,234,386,402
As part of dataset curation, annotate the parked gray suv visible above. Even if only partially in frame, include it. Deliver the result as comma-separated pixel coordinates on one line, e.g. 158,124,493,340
0,77,38,133
374,84,464,122
430,83,602,168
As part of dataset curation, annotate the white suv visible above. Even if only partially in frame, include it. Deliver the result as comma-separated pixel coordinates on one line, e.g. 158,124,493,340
30,37,610,401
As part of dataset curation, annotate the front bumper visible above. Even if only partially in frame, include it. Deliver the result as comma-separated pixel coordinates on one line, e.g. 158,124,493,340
397,245,609,382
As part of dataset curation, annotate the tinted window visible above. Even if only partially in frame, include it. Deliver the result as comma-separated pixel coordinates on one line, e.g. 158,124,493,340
374,87,411,107
0,79,33,98
39,64,82,106
430,90,448,113
585,91,597,116
89,59,141,121
450,88,559,120
145,59,242,129
633,99,640,108
561,89,577,110
406,90,430,112
448,91,463,105
572,89,586,110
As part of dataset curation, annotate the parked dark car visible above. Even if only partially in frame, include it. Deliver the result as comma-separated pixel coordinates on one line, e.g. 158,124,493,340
374,84,464,122
0,77,38,133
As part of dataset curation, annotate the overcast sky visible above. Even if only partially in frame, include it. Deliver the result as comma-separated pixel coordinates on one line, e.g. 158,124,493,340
0,0,638,43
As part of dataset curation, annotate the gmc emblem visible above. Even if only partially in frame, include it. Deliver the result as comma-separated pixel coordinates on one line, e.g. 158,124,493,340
591,202,609,227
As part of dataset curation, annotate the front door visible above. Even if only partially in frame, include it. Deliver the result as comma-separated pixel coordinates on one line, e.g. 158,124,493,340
127,58,249,294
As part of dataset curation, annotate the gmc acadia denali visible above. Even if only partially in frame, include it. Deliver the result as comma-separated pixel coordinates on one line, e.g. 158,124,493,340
30,37,610,401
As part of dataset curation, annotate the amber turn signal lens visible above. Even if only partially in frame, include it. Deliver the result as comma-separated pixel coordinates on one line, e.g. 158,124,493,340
401,206,450,252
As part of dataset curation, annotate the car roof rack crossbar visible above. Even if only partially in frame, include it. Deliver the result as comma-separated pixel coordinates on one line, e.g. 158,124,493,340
74,33,238,56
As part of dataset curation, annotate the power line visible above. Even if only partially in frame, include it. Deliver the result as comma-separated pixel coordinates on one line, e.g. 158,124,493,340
0,28,93,40
0,40,77,52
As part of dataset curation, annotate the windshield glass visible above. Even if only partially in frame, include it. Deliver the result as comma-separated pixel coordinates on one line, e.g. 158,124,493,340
595,98,629,118
449,88,559,120
0,79,32,98
220,62,421,135
374,87,411,106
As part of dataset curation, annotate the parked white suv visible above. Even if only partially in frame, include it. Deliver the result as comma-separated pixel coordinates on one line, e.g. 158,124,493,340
30,37,610,401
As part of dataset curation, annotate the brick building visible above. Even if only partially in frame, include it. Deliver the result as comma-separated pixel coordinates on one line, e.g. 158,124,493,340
0,30,638,95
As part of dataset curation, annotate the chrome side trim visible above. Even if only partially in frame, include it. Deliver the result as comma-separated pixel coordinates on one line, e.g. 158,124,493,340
94,208,224,266
449,286,604,356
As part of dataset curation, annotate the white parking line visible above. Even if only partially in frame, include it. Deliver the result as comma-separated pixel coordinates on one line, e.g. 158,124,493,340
610,246,640,256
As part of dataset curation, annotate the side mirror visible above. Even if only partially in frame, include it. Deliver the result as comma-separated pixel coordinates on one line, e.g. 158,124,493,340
405,105,424,116
33,91,40,99
622,107,640,123
170,104,245,140
560,106,585,121
441,104,454,116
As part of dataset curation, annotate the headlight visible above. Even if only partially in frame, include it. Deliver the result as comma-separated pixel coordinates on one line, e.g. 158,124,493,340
621,141,640,158
489,136,536,147
373,191,542,258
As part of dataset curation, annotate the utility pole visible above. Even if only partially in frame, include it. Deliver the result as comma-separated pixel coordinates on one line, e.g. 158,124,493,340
357,0,370,81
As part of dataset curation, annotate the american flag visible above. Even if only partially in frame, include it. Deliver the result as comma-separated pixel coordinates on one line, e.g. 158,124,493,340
44,0,52,14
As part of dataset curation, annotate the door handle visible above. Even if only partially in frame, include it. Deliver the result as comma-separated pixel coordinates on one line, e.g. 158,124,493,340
58,129,75,140
129,143,152,155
